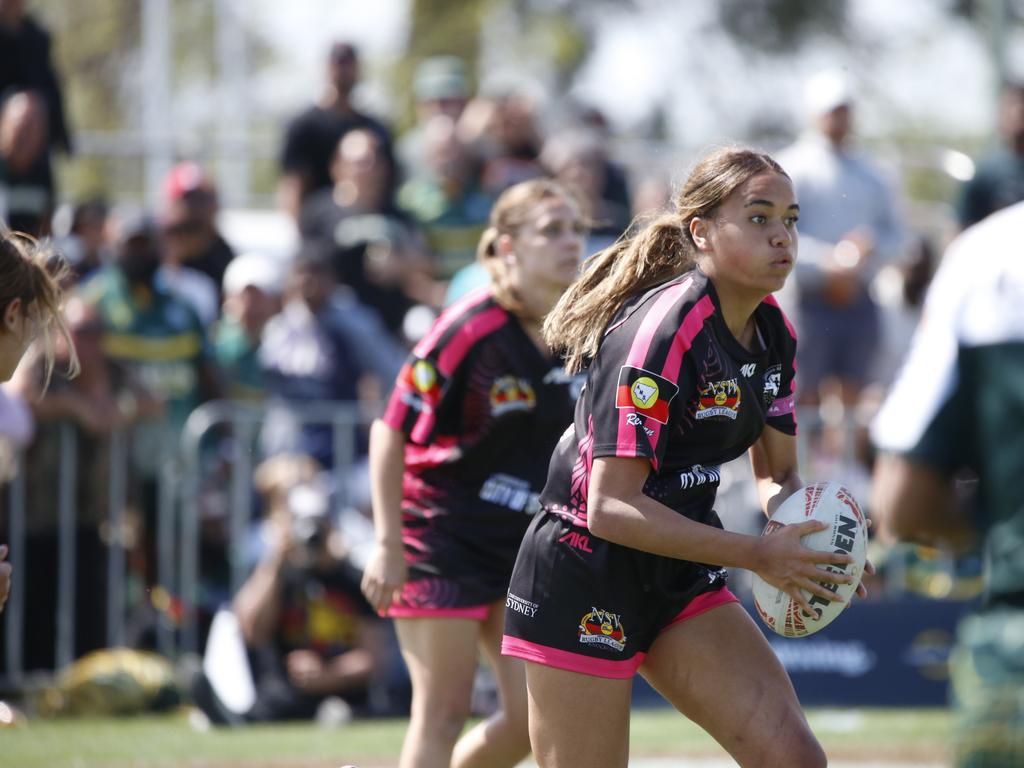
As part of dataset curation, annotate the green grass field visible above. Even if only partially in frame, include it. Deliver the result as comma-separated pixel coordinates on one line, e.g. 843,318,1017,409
0,707,952,767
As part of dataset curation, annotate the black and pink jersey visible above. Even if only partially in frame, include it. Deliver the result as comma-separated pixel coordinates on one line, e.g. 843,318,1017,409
381,286,583,607
540,268,797,528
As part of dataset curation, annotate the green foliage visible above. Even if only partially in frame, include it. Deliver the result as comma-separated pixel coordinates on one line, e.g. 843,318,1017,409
716,0,848,52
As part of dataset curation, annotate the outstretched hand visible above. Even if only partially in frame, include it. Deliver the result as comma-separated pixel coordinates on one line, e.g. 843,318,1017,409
755,520,856,615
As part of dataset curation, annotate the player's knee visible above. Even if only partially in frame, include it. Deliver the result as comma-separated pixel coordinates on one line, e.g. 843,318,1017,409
414,695,472,742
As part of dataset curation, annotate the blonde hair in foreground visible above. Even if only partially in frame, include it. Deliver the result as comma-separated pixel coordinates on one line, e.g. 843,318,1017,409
476,178,580,317
543,147,789,374
0,230,78,386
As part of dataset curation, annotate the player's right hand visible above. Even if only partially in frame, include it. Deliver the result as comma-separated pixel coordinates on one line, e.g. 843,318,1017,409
755,520,855,615
360,543,407,615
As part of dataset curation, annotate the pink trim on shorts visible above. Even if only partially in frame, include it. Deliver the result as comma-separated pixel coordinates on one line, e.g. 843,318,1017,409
385,604,490,621
661,587,739,634
501,635,645,680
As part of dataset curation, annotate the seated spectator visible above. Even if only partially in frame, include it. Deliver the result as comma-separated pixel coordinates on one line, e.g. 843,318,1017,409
192,453,388,725
160,162,236,307
300,128,433,338
398,114,492,287
215,252,286,401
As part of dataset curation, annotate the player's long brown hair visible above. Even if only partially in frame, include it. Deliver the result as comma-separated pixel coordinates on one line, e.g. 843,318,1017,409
544,147,788,373
0,230,78,386
476,178,580,318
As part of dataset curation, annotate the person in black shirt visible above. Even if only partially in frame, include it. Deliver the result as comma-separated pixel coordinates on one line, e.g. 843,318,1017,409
0,1,73,236
360,180,586,768
502,148,870,768
278,42,392,224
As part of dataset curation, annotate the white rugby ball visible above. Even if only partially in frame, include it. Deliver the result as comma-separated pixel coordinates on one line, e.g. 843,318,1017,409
751,482,868,638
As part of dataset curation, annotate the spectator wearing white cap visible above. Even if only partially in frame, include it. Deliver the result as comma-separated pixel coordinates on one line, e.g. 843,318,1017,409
776,67,907,418
215,252,286,401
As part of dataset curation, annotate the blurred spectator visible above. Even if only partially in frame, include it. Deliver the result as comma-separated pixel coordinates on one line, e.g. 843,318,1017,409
299,128,433,339
259,243,404,468
0,0,73,235
398,114,492,286
958,81,1024,229
215,252,285,401
54,197,111,283
460,87,545,195
0,90,52,236
160,162,236,305
1,297,160,672
776,68,906,412
278,42,392,223
541,128,632,255
397,55,471,180
193,453,387,725
630,172,672,220
80,212,221,589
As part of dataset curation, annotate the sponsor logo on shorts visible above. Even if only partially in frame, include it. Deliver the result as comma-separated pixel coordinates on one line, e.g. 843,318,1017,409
558,530,593,553
506,592,539,619
615,366,679,425
696,378,741,420
490,376,537,415
578,607,627,652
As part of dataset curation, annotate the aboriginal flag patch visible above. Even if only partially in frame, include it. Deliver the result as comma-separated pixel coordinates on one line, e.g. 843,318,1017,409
615,366,679,425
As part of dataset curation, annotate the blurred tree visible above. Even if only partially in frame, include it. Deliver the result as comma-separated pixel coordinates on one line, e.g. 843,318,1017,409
715,0,848,52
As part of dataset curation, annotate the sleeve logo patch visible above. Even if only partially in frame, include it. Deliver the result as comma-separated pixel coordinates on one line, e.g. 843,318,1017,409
412,359,438,393
615,366,679,424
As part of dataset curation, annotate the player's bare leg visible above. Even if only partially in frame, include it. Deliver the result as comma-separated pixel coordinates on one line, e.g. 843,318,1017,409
451,601,531,768
640,602,826,768
525,662,632,768
395,617,480,768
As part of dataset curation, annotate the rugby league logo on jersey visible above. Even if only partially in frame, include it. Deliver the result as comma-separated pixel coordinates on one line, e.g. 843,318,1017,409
399,358,444,411
578,607,627,652
695,377,741,420
615,366,679,425
490,376,537,415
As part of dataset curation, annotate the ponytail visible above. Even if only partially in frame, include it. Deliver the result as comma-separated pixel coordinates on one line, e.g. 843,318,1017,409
543,214,693,373
0,230,78,387
545,146,789,374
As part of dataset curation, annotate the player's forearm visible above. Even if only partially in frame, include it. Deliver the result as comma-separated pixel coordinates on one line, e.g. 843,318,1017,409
871,454,977,553
368,419,406,549
587,491,761,571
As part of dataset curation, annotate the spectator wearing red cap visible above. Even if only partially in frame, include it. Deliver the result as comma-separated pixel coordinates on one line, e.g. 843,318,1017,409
278,42,393,224
160,161,237,306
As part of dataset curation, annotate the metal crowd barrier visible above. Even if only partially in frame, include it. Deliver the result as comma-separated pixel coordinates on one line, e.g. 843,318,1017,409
0,399,372,690
0,400,963,690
